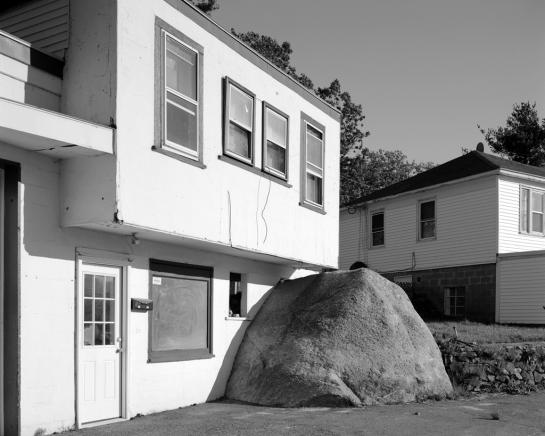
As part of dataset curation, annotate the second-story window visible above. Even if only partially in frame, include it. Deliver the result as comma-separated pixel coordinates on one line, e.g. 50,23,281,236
263,103,289,179
371,211,385,247
520,187,545,234
300,113,325,210
164,32,200,159
224,78,255,164
419,199,436,239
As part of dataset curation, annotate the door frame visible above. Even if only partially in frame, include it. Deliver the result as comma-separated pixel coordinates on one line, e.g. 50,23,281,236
75,248,130,429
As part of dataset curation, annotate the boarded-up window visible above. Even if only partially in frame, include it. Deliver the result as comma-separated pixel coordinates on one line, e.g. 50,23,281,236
149,260,212,362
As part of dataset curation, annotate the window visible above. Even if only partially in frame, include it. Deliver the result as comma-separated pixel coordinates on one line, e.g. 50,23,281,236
149,260,213,362
520,187,545,235
419,200,436,239
263,103,289,179
444,287,465,317
224,77,255,163
300,113,325,210
371,211,385,247
160,29,202,160
228,273,247,317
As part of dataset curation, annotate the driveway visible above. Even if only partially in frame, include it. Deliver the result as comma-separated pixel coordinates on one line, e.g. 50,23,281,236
68,392,545,436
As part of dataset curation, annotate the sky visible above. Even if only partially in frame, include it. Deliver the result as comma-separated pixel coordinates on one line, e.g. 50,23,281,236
213,0,545,164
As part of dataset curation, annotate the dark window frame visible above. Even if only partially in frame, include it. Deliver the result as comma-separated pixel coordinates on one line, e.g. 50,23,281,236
262,101,289,181
148,259,214,363
153,17,205,168
223,76,256,166
370,210,385,247
299,112,326,213
418,199,436,240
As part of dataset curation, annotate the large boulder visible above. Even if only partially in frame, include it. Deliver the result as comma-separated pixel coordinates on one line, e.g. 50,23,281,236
226,268,452,407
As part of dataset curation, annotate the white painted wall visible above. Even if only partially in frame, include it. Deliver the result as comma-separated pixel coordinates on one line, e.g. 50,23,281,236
0,0,69,59
497,254,545,324
0,51,61,111
0,141,313,436
498,174,545,253
340,175,498,273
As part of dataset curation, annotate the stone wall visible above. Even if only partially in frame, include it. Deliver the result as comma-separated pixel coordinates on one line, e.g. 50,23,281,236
383,263,496,322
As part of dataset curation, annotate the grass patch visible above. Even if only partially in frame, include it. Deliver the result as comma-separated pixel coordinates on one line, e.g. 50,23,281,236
427,320,545,345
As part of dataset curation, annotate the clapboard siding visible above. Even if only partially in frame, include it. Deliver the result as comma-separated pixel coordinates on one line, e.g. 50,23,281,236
498,255,545,323
339,208,365,269
498,175,545,253
343,174,498,273
0,0,69,59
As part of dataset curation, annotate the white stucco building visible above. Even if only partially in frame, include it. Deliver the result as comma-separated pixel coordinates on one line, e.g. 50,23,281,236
0,1,341,434
340,150,545,325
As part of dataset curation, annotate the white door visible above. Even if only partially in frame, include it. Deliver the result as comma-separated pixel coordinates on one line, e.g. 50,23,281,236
78,263,122,424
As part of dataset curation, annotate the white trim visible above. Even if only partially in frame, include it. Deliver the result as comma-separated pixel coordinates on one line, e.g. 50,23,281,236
499,169,545,185
497,250,545,260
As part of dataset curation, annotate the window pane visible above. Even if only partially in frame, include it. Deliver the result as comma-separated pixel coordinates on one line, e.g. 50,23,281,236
266,141,286,175
306,127,323,168
532,213,543,233
105,300,115,322
372,231,384,246
266,108,287,147
227,122,251,159
84,323,94,346
229,85,253,130
306,173,323,205
166,94,198,152
105,323,114,345
105,276,115,299
421,220,436,238
95,300,104,322
152,276,208,351
95,276,104,298
532,192,544,212
84,299,93,322
420,201,435,220
521,188,529,233
166,37,197,100
229,273,242,317
95,323,104,346
84,274,93,297
371,213,384,231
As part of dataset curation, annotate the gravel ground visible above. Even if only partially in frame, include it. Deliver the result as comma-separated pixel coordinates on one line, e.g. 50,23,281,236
66,391,545,436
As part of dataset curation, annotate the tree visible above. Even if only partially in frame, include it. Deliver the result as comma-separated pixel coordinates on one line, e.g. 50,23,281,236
341,149,434,205
480,102,545,166
189,0,218,15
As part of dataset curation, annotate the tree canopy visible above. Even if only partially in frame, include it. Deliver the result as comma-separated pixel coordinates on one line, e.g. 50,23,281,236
189,0,218,15
480,102,545,166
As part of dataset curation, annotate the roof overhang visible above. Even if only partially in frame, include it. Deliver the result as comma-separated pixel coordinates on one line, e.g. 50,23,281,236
0,97,114,158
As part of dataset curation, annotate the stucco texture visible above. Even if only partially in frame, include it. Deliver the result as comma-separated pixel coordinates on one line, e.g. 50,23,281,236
226,268,452,406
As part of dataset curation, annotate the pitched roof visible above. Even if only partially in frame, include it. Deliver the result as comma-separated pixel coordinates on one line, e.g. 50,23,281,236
346,151,545,206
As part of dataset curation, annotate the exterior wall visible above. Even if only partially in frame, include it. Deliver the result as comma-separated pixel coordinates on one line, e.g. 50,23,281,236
107,0,340,268
0,142,313,436
384,263,496,323
339,208,365,269
497,253,545,324
341,175,498,273
0,0,69,59
498,174,545,254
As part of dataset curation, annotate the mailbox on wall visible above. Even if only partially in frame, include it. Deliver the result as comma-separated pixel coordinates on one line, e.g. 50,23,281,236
131,298,153,312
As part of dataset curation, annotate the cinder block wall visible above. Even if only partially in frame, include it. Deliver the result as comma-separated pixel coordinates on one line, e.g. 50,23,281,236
384,263,496,323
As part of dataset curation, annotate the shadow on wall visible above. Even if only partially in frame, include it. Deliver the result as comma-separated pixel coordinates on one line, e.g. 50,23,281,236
206,286,275,402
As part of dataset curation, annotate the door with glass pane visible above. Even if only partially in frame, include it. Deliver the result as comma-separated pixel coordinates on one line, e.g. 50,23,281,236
78,263,122,424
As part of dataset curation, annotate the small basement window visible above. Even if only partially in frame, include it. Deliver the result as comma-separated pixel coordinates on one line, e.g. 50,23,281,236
444,287,465,317
229,273,246,317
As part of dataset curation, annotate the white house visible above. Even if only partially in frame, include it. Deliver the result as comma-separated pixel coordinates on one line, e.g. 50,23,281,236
0,0,341,434
340,149,545,325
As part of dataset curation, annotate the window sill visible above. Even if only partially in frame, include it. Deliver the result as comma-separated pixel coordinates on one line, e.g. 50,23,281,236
519,231,545,238
218,154,292,188
417,236,437,243
369,244,385,250
299,201,326,215
225,316,252,322
148,349,214,363
152,145,206,169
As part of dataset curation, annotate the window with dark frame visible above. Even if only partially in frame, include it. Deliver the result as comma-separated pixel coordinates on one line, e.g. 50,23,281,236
228,272,243,317
371,211,384,247
263,103,288,179
162,31,200,159
520,187,545,234
444,287,465,317
224,78,255,163
419,200,436,239
148,260,213,362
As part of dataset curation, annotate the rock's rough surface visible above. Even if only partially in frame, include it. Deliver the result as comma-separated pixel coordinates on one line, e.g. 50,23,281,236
226,268,452,407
